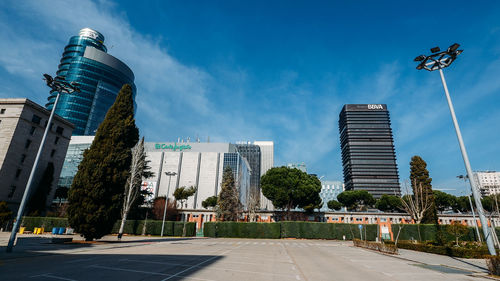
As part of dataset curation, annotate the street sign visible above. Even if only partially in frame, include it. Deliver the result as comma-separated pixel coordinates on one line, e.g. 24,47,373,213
358,224,363,229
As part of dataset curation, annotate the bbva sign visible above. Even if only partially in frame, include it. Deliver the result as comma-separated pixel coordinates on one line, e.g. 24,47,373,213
367,104,383,110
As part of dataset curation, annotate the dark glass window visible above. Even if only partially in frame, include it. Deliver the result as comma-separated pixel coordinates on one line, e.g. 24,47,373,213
15,169,22,178
29,126,36,135
0,108,5,114
20,154,26,163
32,115,42,125
8,186,16,198
56,126,64,135
51,149,56,157
54,136,60,144
25,139,32,149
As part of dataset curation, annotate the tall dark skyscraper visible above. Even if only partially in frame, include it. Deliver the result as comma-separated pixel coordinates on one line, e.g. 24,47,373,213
339,104,400,198
46,28,136,135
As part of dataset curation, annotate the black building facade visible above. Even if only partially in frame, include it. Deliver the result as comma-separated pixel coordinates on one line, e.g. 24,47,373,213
339,104,400,198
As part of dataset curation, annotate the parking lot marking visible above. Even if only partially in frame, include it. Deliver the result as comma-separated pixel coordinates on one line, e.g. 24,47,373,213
30,273,77,281
161,245,243,281
88,265,214,281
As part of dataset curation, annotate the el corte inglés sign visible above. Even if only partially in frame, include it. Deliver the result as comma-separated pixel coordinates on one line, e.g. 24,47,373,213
155,143,192,151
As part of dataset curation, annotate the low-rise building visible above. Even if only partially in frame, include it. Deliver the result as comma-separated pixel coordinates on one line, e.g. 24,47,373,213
0,98,74,212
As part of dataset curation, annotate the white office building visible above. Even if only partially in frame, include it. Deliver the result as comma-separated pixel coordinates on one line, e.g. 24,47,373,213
145,142,251,209
473,171,500,196
319,181,344,211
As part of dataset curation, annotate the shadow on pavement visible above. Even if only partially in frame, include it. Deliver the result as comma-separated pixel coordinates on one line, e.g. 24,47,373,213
451,256,488,272
0,236,200,261
0,252,223,281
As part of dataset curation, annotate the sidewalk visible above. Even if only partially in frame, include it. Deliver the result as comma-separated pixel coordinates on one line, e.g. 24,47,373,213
395,248,488,274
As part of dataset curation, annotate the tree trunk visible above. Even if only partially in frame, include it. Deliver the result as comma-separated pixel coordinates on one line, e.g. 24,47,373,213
118,210,128,240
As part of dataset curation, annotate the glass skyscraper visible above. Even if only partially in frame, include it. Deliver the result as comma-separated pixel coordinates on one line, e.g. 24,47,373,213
46,28,136,135
339,104,400,198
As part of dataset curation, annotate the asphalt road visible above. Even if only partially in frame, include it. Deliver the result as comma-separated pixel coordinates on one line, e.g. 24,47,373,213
0,235,491,281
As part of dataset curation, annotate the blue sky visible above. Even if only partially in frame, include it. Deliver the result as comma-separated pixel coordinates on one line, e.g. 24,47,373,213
1,0,500,195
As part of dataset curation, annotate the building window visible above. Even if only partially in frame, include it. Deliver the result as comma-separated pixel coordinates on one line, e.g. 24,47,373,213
20,154,26,164
50,149,56,157
25,139,32,149
8,186,16,198
54,136,60,144
29,126,36,135
56,126,64,135
0,108,5,114
32,114,42,125
15,168,22,178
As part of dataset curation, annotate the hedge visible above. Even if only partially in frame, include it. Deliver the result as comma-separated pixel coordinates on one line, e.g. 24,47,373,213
21,217,195,236
21,217,68,232
204,222,377,240
391,224,480,243
353,239,398,254
387,240,489,258
204,222,280,239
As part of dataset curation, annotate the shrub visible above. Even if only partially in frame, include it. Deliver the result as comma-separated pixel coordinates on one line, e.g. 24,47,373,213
353,239,398,254
387,240,489,258
487,255,500,276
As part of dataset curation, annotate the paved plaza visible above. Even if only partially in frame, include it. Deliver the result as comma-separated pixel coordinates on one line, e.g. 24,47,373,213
0,233,492,281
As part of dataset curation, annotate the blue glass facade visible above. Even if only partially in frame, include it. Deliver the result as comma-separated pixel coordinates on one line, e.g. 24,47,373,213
46,28,136,135
223,152,251,208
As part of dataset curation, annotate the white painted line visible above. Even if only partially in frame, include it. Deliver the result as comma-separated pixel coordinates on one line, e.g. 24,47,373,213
64,257,95,264
161,245,242,281
30,273,77,281
88,265,214,281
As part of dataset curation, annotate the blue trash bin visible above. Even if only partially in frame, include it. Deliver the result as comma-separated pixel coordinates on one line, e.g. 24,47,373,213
52,227,58,234
58,227,66,235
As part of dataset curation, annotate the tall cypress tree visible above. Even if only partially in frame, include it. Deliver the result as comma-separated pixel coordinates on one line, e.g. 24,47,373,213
27,162,54,216
410,155,437,224
67,84,139,240
216,167,241,221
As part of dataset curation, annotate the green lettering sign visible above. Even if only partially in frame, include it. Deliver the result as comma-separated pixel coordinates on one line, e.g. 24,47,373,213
154,143,192,151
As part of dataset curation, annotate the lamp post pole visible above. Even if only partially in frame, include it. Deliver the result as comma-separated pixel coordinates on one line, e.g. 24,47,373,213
415,44,496,255
6,74,79,253
161,171,176,237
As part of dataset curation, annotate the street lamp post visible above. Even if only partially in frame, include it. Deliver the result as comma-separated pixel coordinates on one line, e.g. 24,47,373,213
161,171,176,237
6,74,80,253
415,44,496,255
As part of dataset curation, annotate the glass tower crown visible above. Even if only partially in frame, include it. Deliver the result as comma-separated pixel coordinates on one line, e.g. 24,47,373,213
46,28,136,135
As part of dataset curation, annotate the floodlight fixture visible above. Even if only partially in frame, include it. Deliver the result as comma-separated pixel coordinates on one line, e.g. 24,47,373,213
448,43,460,52
414,55,426,62
430,46,440,53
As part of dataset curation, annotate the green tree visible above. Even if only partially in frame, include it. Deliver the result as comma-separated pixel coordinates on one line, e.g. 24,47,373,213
410,156,437,223
261,167,322,220
327,200,342,211
27,162,54,216
173,186,196,209
67,84,139,241
433,190,457,213
482,196,494,212
375,195,403,212
202,196,218,209
447,221,470,246
337,190,375,211
217,167,241,221
0,201,13,229
454,196,472,213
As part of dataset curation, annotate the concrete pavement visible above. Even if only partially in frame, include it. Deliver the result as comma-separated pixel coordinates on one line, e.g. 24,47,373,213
0,233,494,280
